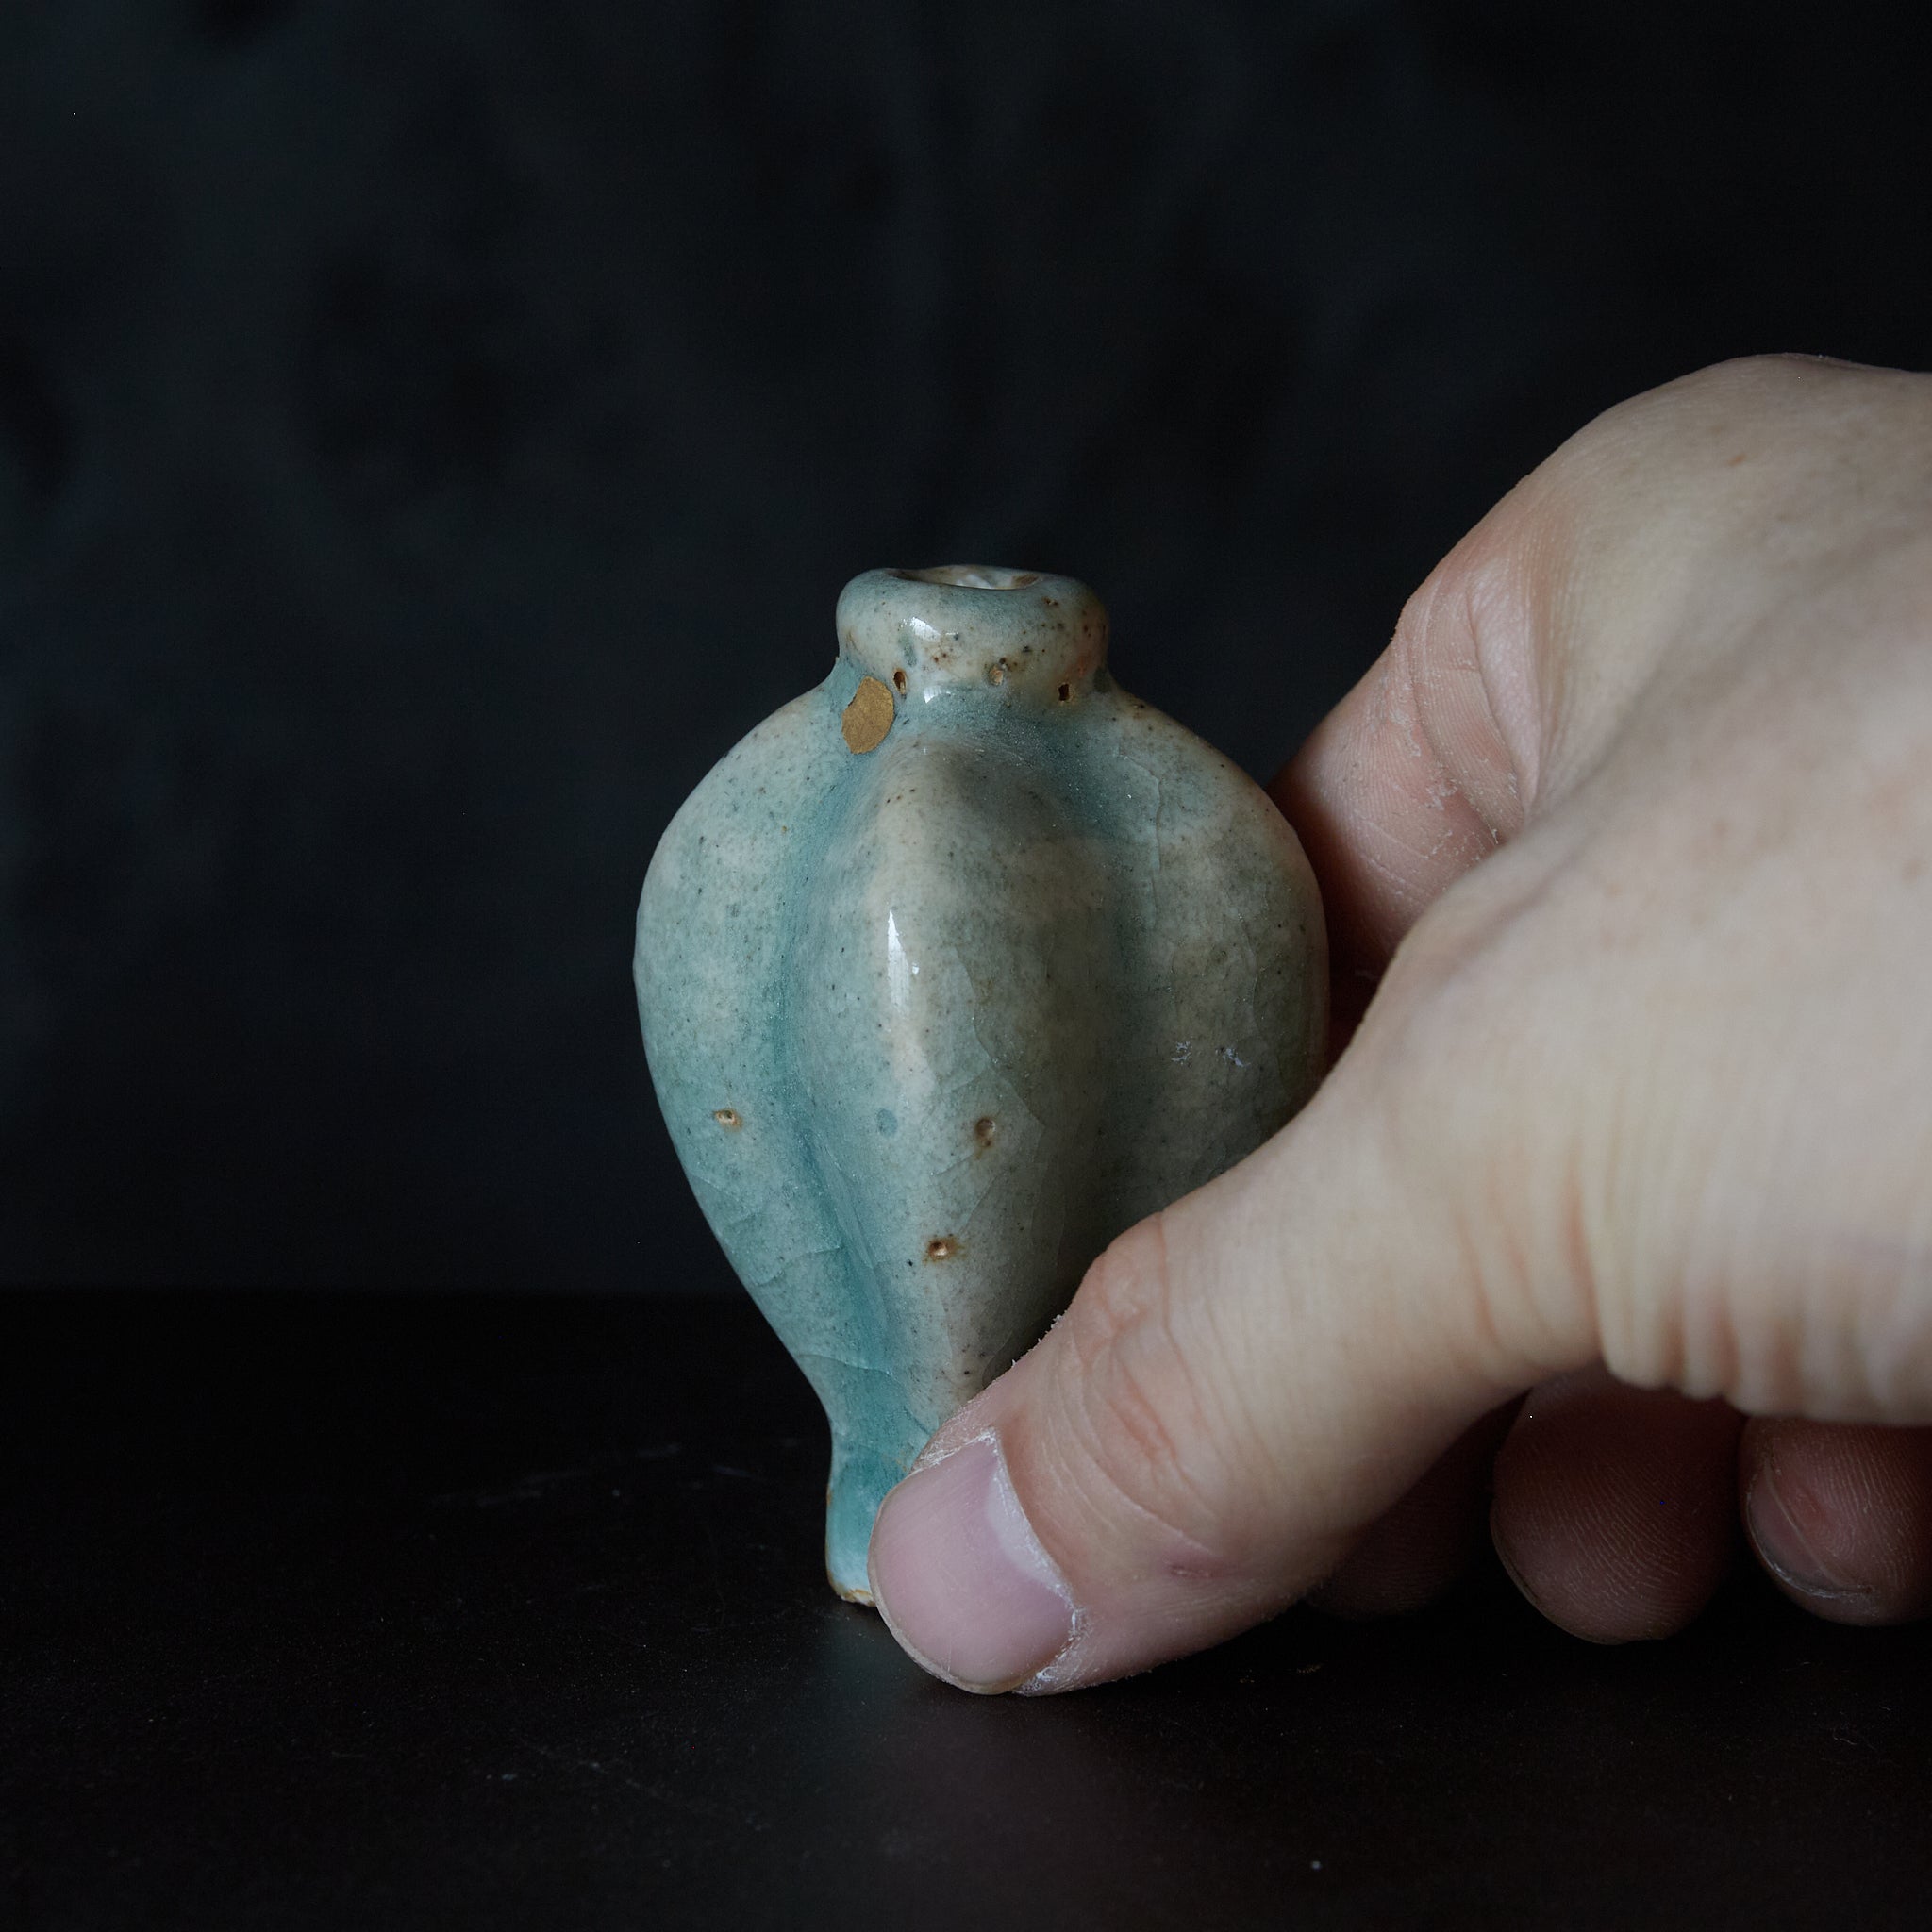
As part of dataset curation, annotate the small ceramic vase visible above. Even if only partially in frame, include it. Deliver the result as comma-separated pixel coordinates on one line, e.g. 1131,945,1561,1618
635,567,1326,1599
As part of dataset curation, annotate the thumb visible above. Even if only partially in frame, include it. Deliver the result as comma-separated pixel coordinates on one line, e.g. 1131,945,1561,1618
865,937,1593,1691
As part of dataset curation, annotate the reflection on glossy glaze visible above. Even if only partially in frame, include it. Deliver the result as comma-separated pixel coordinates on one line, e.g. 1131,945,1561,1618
636,567,1326,1598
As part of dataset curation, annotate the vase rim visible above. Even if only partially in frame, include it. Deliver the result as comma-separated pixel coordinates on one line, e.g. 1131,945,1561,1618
835,564,1110,705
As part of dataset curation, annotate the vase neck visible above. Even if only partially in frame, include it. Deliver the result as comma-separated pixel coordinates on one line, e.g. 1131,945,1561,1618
835,566,1109,708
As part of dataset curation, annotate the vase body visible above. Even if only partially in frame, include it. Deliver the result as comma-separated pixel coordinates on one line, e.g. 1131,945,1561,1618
635,566,1326,1599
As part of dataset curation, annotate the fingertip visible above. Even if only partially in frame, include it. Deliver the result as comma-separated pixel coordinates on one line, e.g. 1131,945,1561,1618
1740,1419,1932,1626
1490,1369,1742,1644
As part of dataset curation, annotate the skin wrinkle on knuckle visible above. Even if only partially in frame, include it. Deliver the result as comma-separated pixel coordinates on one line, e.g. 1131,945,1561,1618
1591,980,1731,1390
1435,1165,1518,1396
1469,1132,1554,1380
1567,995,1677,1389
1674,1141,1821,1409
1789,1217,1932,1422
1403,535,1545,840
1456,1045,1605,1390
1462,741,1840,1405
1345,974,1524,1397
1597,1018,1883,1416
1463,539,1555,803
1708,1293,1809,1419
1597,804,1932,1419
1383,858,1639,1390
1862,1234,1932,1419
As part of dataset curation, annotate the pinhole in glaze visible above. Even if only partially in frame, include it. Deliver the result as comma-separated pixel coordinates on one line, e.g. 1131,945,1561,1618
635,566,1326,1600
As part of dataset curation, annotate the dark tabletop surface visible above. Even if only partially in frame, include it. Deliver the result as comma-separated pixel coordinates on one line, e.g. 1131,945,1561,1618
4,1288,1928,1931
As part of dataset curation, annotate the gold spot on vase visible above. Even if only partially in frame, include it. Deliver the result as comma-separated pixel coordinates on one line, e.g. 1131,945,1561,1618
841,676,895,754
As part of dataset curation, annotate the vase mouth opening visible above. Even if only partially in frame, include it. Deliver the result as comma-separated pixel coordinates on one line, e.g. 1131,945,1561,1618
837,565,1109,704
889,565,1044,592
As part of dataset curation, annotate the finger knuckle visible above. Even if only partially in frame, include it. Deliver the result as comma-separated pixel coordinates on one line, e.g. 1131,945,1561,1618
1356,874,1614,1382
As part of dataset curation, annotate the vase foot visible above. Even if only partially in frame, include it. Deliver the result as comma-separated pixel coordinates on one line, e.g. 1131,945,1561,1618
824,1431,920,1601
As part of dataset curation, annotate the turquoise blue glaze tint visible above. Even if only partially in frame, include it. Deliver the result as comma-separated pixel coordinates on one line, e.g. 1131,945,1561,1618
635,567,1326,1600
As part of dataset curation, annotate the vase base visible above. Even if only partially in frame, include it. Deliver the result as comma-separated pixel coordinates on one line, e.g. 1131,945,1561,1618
824,1430,920,1602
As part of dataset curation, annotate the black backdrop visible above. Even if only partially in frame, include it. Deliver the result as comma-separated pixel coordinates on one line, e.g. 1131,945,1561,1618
3,0,1926,1291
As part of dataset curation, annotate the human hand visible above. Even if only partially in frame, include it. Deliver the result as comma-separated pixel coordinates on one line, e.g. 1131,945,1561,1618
866,356,1932,1693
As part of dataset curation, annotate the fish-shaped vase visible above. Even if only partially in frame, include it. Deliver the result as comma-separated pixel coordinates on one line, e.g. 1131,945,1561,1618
635,566,1326,1599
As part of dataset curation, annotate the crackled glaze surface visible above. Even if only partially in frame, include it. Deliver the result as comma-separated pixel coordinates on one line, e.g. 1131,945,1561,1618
636,566,1326,1597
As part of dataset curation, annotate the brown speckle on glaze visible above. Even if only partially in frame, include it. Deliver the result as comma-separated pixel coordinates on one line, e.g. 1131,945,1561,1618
713,1108,742,1130
974,1116,997,1152
924,1235,961,1261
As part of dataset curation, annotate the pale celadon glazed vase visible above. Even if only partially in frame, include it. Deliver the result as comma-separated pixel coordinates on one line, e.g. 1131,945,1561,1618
635,566,1326,1600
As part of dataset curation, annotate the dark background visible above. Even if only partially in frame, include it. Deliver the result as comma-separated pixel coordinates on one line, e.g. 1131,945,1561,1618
3,0,1930,1290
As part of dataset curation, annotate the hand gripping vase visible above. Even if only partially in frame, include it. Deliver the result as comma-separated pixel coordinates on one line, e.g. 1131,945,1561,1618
635,566,1326,1600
